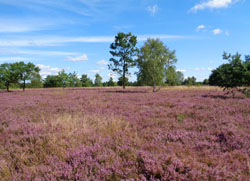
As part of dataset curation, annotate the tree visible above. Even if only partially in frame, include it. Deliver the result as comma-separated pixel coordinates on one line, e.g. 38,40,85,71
44,75,62,88
176,71,184,85
209,52,250,97
117,76,128,86
28,73,43,88
166,66,178,86
94,73,102,87
203,79,209,85
58,69,69,88
184,77,196,86
13,62,40,91
68,72,80,87
137,38,177,92
0,79,4,89
109,32,138,89
107,77,115,86
0,63,19,92
80,74,93,87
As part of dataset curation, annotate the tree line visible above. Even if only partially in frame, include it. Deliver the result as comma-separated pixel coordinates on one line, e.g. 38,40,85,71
0,32,197,92
0,62,200,92
1,32,248,93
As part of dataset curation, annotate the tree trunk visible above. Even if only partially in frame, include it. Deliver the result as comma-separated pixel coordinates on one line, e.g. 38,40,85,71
7,85,9,92
23,79,26,91
153,83,161,93
153,83,156,92
122,68,125,90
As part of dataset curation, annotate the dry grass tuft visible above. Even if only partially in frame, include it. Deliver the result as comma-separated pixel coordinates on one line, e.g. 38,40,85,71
0,160,11,181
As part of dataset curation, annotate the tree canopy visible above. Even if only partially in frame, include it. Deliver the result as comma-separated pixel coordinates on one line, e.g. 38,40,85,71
68,72,81,87
13,62,40,91
137,38,177,92
109,32,138,89
94,73,102,87
0,63,18,91
165,66,178,86
184,77,196,86
44,75,62,88
58,69,69,88
80,74,93,87
176,71,184,85
209,52,250,97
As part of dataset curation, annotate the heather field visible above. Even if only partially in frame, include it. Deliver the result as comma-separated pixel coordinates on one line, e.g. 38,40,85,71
0,87,250,180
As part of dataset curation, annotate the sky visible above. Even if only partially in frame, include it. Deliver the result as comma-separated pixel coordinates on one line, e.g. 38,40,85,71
0,0,249,82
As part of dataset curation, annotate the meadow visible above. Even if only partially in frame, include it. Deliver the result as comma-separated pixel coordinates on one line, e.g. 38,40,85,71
0,87,249,180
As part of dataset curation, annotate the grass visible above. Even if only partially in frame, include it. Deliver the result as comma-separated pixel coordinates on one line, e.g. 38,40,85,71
0,87,249,180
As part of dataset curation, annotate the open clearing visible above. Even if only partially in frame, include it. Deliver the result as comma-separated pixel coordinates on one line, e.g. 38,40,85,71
0,87,249,180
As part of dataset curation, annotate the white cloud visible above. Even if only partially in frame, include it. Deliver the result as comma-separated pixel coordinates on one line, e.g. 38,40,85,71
96,60,108,65
196,25,206,31
0,0,136,22
0,36,114,47
22,50,77,56
113,25,132,30
0,34,189,47
0,49,77,56
108,71,116,79
147,5,159,16
176,69,187,73
137,34,187,41
190,0,238,12
194,67,202,71
0,19,42,33
0,17,67,33
194,67,213,71
89,66,106,73
67,54,88,62
0,57,30,61
213,28,223,35
89,69,100,73
0,25,35,33
37,64,62,78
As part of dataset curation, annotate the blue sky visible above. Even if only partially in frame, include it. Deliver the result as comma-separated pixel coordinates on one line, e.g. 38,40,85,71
0,0,249,81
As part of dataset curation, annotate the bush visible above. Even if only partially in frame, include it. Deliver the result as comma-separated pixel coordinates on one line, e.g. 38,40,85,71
209,52,250,97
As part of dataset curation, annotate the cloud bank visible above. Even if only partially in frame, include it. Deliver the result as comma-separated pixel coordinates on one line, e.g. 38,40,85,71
191,0,239,12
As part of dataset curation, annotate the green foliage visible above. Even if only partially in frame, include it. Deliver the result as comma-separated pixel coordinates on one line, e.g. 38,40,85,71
44,75,62,88
184,77,196,86
166,66,178,86
80,74,93,87
57,70,81,88
177,114,185,123
94,73,102,87
0,61,42,91
103,77,117,87
68,72,80,87
0,63,19,91
0,79,4,89
58,69,69,88
203,79,209,85
117,76,128,87
27,73,43,88
137,38,177,92
165,68,184,86
209,52,250,97
176,71,184,85
107,77,115,86
109,32,138,89
12,62,40,91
